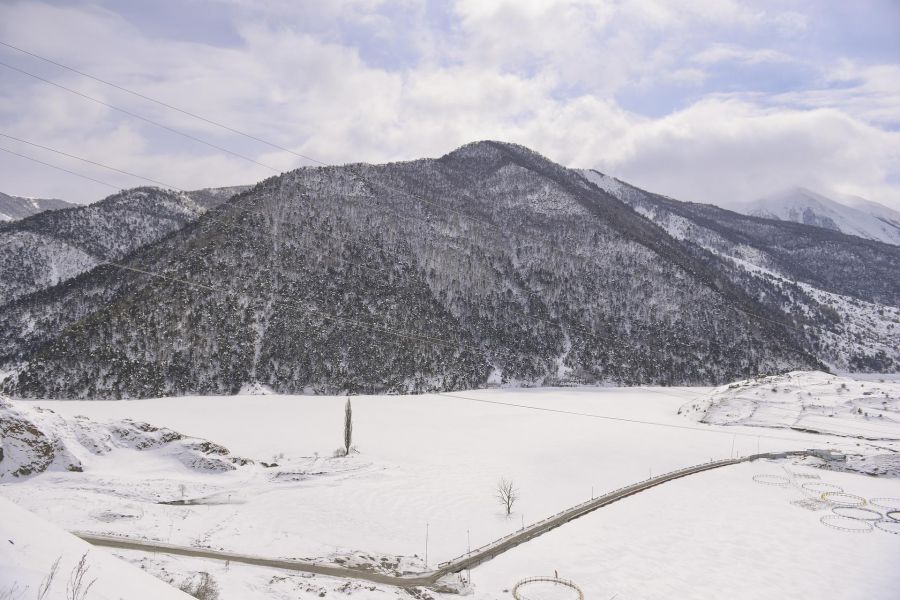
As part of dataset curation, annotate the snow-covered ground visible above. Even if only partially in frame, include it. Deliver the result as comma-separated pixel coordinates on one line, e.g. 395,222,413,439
2,380,898,599
681,371,900,441
0,496,191,599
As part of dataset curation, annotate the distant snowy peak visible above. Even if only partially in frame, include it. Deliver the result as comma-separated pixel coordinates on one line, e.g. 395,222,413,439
842,194,900,229
741,188,900,246
0,191,74,221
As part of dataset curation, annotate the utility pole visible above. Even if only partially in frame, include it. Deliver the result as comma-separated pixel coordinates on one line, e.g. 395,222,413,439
730,435,736,458
466,529,471,584
425,522,429,569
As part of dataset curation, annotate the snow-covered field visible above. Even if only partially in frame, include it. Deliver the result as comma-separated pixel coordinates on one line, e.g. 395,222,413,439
2,376,899,599
682,371,900,441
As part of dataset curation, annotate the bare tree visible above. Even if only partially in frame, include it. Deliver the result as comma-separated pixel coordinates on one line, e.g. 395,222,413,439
66,553,95,600
37,557,60,600
496,477,518,516
343,397,353,457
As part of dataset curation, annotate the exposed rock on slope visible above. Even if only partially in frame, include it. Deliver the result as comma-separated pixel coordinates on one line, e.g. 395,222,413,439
0,395,251,479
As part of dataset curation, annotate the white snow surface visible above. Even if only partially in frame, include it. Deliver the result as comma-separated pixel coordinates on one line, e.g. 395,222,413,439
0,495,191,599
680,371,900,441
740,187,900,245
2,382,898,599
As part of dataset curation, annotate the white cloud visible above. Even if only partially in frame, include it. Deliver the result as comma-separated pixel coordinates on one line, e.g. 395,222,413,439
0,0,897,212
692,43,794,65
584,99,900,208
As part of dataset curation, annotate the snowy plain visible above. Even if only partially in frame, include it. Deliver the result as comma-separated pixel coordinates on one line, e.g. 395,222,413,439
2,379,899,599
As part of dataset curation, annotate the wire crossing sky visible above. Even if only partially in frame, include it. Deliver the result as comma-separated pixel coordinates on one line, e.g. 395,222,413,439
0,0,898,208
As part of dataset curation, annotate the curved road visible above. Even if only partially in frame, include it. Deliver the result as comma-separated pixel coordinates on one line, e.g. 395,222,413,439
76,450,805,589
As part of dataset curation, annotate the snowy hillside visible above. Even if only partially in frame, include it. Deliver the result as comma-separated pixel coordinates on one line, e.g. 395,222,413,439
741,187,900,245
679,371,900,441
1,142,826,399
579,168,900,372
0,191,73,221
0,185,245,308
843,194,900,230
0,496,192,599
0,395,253,480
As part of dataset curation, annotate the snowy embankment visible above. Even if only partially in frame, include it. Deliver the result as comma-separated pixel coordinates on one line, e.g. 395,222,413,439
680,371,900,477
0,395,253,481
0,496,191,599
680,371,900,440
1,379,898,599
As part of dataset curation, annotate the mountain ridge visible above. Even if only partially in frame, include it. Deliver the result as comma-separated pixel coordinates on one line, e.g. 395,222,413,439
0,185,249,308
580,168,900,373
0,191,74,221
0,141,825,398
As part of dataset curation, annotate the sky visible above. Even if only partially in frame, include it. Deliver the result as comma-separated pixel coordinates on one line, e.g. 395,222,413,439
0,0,898,209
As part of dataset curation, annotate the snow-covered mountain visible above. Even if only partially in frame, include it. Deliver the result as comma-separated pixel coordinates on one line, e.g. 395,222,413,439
0,185,248,308
580,169,900,373
1,143,897,399
739,187,900,246
0,142,829,399
0,191,74,221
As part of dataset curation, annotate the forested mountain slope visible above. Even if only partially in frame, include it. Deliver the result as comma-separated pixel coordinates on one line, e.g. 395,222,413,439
0,191,74,221
0,185,247,307
0,141,819,398
581,170,900,372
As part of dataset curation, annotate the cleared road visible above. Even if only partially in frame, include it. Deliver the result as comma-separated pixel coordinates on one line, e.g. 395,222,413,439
77,451,804,589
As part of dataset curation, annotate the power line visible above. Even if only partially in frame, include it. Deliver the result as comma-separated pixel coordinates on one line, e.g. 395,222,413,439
0,44,877,366
0,131,182,190
101,260,465,351
0,39,324,167
0,145,120,190
577,383,900,437
0,59,282,173
0,133,704,353
0,134,872,375
0,44,757,302
435,391,895,447
0,46,818,345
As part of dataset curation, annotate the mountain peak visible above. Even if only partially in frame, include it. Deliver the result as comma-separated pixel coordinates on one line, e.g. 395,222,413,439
741,187,900,245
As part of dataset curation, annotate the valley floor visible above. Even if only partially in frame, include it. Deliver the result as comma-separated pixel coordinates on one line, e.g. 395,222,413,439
2,382,899,599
